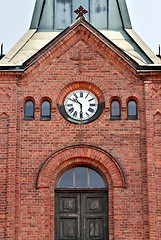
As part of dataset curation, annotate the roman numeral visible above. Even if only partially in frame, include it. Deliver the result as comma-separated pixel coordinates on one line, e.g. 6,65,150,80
86,112,90,116
85,92,89,99
80,112,83,119
88,108,94,113
68,107,74,113
88,97,94,102
67,104,73,107
73,111,77,117
80,92,83,98
90,104,96,107
73,93,78,99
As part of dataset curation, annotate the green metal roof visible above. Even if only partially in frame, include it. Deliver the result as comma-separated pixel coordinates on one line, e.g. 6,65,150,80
30,0,132,31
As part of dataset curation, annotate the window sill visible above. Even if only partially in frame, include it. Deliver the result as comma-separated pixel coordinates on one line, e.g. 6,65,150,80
110,117,121,120
40,117,51,121
23,117,34,120
127,116,138,120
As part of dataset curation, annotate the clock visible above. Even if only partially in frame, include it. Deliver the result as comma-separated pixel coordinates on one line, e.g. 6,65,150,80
57,85,105,124
64,90,98,121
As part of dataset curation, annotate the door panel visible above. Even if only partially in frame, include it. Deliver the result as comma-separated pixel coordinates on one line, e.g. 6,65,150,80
86,219,103,239
82,193,108,240
60,196,77,213
56,192,81,239
60,218,78,239
55,191,108,240
86,197,103,212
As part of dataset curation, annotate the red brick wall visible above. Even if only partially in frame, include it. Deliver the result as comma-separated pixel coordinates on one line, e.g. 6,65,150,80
145,84,161,240
0,80,18,239
0,113,8,239
0,24,161,239
16,40,144,239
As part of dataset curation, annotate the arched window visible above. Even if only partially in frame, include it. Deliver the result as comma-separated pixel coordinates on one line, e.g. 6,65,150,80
57,167,105,189
127,100,137,119
110,100,121,120
41,100,51,120
24,100,34,120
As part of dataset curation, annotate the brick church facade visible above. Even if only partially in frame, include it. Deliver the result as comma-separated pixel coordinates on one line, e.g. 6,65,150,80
0,1,161,239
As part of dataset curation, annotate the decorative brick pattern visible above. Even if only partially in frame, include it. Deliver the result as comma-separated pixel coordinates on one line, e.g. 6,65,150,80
151,87,161,99
0,87,11,98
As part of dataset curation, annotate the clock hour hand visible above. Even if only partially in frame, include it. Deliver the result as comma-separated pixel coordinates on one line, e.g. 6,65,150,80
68,97,81,105
73,98,82,105
67,97,77,102
67,97,83,118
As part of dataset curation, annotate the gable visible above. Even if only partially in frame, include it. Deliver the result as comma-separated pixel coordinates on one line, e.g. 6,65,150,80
1,18,160,74
14,29,141,89
10,21,146,79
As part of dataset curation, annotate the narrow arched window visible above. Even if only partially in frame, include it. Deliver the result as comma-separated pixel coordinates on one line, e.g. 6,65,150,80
111,100,121,120
127,100,137,119
24,100,34,120
41,100,51,120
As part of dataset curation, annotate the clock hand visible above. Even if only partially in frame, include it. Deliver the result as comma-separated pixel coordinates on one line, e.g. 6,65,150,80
67,97,77,102
80,103,83,119
68,97,83,119
80,103,82,111
67,97,81,105
80,110,83,119
73,98,82,105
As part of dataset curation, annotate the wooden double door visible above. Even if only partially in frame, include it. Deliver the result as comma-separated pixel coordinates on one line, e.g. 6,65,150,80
55,191,108,240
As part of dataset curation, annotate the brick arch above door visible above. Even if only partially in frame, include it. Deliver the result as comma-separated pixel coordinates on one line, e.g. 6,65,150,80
36,145,126,189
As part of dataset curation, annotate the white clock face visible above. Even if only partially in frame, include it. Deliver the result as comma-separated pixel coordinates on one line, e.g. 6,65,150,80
64,90,98,121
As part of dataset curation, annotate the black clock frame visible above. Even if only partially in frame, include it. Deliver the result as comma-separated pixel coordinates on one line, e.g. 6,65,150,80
57,101,105,124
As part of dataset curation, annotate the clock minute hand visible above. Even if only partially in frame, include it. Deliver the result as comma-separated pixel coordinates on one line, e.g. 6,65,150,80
79,103,83,119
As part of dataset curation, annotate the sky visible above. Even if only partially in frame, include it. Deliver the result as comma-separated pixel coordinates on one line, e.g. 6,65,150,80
0,0,161,55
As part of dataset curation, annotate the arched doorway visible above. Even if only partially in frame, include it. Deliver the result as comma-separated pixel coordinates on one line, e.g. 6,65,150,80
55,167,108,240
36,145,126,239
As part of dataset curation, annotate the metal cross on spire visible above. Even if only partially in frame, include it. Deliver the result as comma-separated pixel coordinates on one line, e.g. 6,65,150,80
74,6,88,20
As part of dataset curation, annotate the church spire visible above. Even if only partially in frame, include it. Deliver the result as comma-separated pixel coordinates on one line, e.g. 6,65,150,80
30,0,132,31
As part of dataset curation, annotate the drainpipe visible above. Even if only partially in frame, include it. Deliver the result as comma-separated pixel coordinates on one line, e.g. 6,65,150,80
0,43,5,60
156,44,161,60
